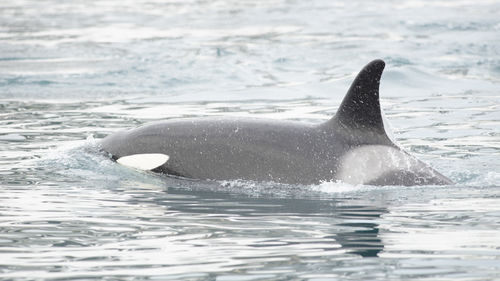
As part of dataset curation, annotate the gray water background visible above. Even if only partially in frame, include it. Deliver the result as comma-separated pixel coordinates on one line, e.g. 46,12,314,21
1,0,500,280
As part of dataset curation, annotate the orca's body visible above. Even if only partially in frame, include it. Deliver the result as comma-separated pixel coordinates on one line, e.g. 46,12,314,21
100,60,453,186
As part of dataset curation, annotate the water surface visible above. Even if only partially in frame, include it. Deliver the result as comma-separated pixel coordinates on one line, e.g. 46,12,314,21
1,0,499,280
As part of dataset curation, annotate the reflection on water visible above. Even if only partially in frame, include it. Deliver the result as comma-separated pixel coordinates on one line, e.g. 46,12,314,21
334,207,384,257
163,187,386,258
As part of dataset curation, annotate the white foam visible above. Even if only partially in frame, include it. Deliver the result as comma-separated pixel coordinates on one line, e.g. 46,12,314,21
311,181,368,194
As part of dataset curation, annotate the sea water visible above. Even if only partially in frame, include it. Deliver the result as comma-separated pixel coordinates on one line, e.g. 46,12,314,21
1,0,499,280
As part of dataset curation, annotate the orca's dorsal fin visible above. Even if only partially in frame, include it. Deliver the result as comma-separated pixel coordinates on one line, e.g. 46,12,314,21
330,59,386,135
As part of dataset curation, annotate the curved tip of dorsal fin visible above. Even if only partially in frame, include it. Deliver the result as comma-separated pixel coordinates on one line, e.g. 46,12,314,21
330,59,386,135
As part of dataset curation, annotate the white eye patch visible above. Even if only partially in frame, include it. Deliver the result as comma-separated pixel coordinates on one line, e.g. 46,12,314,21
117,153,169,171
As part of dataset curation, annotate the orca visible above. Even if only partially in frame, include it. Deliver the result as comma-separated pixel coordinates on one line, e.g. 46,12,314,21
100,59,453,186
